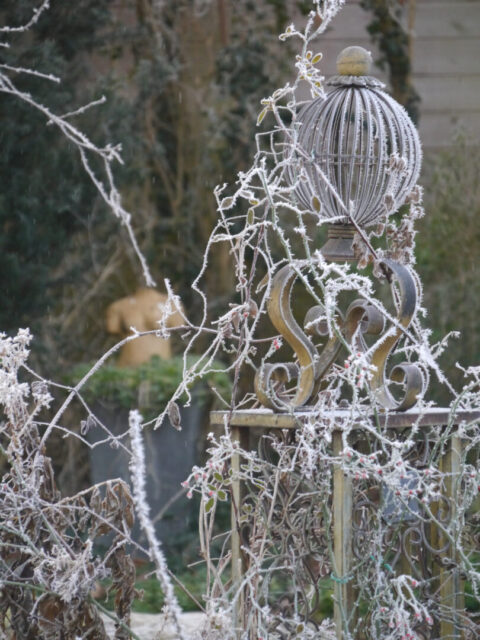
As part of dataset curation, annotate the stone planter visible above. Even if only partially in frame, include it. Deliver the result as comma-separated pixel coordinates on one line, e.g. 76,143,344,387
87,398,206,546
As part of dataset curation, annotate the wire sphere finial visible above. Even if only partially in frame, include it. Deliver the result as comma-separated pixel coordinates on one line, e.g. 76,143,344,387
287,46,422,238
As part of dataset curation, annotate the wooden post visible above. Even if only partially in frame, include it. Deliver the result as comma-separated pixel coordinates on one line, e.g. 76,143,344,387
333,430,355,640
438,433,465,639
230,425,249,636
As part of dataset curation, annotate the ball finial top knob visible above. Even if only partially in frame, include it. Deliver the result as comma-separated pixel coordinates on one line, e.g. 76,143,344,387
336,46,372,76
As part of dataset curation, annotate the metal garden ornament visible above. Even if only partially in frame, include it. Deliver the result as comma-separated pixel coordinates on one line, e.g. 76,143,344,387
254,46,425,412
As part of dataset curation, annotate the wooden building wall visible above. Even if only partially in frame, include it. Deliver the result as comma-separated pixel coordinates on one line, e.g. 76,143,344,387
315,0,480,149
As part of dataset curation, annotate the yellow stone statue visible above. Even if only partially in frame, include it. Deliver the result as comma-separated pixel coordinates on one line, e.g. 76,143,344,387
105,288,184,367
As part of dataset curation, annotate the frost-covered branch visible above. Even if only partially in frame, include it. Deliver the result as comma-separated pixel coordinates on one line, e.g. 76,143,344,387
0,6,154,286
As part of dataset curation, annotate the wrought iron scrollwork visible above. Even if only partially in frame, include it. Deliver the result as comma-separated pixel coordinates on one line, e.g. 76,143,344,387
238,433,332,636
254,263,341,411
255,258,425,412
368,260,425,410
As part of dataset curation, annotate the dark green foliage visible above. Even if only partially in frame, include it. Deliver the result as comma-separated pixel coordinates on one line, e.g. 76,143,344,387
64,355,231,419
0,0,114,339
3,1,112,59
214,37,276,182
99,563,208,613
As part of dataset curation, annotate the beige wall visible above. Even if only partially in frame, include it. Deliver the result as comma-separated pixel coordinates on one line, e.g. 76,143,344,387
314,0,480,148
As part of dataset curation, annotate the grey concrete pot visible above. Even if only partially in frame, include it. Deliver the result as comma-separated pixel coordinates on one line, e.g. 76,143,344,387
87,397,205,547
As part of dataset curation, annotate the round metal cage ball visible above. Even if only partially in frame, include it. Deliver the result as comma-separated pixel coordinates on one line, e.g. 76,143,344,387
288,54,422,228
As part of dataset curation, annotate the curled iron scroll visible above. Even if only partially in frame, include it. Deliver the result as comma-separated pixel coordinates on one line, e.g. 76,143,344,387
255,259,424,412
346,259,424,411
371,260,424,410
254,264,341,411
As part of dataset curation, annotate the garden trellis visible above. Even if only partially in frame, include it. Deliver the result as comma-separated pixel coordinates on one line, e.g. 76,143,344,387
189,36,480,640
